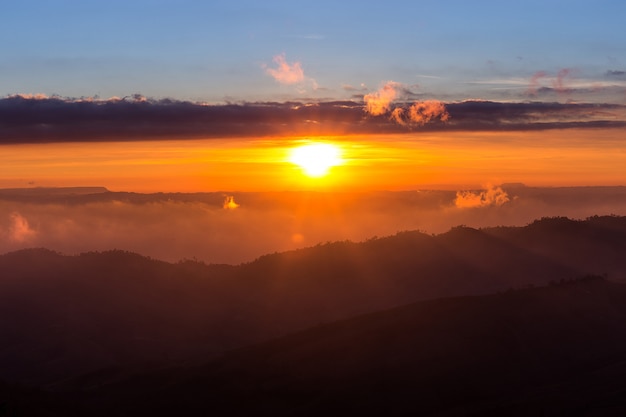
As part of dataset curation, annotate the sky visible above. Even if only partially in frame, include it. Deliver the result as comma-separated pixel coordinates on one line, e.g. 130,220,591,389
1,0,625,193
2,0,626,102
1,0,626,261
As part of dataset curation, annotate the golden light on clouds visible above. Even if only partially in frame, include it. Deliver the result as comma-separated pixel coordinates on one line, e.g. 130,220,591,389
288,143,343,177
223,195,240,210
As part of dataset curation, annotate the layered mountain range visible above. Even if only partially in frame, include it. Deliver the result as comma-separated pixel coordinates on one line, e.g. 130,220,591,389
2,215,626,415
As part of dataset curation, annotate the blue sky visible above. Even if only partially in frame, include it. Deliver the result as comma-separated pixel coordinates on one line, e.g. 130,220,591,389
2,0,626,103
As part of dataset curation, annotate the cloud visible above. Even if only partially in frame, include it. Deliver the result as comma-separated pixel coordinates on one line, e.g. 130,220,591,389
263,53,319,94
0,95,624,144
363,81,401,116
342,83,368,92
363,81,448,128
2,187,626,264
362,81,422,116
223,195,239,210
9,93,50,100
265,53,305,85
527,71,548,96
552,68,572,93
409,101,450,125
390,100,450,127
8,212,36,242
606,70,626,79
443,100,626,131
525,69,575,96
455,185,510,208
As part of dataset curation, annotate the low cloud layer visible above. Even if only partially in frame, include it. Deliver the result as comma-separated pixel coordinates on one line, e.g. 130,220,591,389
1,187,626,264
1,95,625,143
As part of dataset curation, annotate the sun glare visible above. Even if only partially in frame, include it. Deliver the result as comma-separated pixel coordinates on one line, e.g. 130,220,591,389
289,143,343,177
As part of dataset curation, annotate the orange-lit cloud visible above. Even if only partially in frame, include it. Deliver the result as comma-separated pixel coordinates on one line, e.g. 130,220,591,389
1,187,626,264
409,101,450,125
265,53,305,85
9,93,49,100
364,81,449,127
223,195,240,209
390,100,450,126
455,185,510,208
389,107,406,125
363,81,401,115
8,212,36,242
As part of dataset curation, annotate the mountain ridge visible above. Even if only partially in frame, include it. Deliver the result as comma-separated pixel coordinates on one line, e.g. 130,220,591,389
4,277,626,416
1,215,625,389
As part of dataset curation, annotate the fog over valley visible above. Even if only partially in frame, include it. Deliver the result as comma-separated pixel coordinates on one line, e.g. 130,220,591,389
2,185,626,263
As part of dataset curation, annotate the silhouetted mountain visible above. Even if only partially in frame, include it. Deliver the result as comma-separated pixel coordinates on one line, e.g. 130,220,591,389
108,277,626,417
5,278,626,416
0,249,241,386
2,184,625,210
484,216,626,280
1,216,626,391
0,186,109,196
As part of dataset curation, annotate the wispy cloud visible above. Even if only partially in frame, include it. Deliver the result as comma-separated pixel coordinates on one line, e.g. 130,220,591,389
263,53,319,94
264,53,305,85
525,68,576,96
552,68,573,93
606,70,626,78
527,71,548,96
8,212,36,242
342,83,368,92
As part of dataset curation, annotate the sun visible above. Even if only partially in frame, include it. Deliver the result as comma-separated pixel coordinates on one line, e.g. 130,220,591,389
289,143,343,177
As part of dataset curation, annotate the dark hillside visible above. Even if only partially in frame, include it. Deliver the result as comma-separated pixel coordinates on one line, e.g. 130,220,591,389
484,216,626,280
0,216,625,388
70,278,626,416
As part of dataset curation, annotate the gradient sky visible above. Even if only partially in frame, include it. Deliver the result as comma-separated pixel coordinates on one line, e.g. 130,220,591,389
2,1,626,261
3,0,626,103
1,0,626,192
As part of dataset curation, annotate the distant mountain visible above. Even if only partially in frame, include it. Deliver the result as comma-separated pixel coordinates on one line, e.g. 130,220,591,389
484,215,626,281
0,186,109,196
1,216,626,389
1,184,625,210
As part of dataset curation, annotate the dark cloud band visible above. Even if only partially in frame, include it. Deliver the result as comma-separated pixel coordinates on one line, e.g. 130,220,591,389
1,95,624,143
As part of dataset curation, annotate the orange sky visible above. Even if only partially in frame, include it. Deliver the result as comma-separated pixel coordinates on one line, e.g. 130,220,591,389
1,129,624,192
